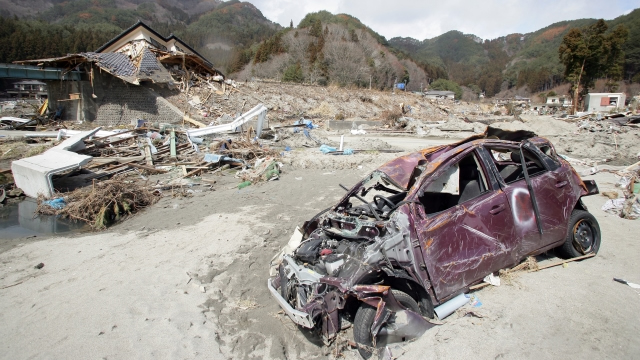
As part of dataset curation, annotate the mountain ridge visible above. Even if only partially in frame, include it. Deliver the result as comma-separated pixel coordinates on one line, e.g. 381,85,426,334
388,10,640,95
0,1,637,94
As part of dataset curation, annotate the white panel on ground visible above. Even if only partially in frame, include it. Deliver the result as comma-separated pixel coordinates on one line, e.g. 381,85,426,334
186,104,267,138
11,128,101,198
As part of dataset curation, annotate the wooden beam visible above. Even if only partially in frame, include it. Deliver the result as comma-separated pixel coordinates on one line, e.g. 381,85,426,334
531,253,596,271
183,115,207,128
128,163,168,174
170,130,176,158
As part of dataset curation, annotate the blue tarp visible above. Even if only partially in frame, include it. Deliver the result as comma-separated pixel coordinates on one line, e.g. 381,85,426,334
43,198,66,210
293,118,318,129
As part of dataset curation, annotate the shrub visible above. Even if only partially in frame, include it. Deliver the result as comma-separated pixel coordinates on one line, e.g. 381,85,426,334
283,63,304,83
430,79,463,99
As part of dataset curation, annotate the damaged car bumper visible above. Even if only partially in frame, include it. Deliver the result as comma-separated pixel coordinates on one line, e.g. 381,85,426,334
267,278,315,328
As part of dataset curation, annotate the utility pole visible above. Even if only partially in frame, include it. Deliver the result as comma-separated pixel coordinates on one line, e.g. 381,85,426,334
369,75,372,90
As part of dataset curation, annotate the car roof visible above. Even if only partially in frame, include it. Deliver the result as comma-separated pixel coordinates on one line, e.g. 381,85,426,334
376,131,550,190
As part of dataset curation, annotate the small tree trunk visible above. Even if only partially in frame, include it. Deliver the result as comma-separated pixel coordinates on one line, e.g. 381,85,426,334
573,59,586,115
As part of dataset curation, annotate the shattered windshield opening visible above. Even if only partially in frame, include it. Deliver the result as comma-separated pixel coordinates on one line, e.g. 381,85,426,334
336,171,408,222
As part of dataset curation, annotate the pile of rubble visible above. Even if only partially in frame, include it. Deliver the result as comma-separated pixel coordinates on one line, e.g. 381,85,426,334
1,103,286,229
600,163,640,220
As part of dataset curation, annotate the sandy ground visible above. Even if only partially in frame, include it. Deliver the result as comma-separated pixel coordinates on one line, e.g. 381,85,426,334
1,141,640,359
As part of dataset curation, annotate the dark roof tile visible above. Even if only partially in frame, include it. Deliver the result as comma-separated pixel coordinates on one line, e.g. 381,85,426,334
82,52,136,77
138,47,160,76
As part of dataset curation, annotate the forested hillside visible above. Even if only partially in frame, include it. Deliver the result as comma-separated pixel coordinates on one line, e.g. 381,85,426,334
389,9,640,96
0,0,278,72
232,11,444,91
177,1,280,72
0,0,637,93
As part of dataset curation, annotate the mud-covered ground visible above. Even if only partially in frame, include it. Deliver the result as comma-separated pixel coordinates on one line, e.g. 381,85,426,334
1,141,639,359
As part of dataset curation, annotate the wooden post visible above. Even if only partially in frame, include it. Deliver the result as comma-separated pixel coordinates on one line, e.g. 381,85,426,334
170,130,176,159
572,59,586,115
144,144,153,166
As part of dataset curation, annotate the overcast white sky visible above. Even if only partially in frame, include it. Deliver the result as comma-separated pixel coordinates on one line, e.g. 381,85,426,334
244,0,637,41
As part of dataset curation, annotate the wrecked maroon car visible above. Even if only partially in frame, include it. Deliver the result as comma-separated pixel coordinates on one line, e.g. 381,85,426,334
268,129,601,358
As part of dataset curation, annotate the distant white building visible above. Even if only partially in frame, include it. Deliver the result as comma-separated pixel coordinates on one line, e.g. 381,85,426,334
584,93,626,112
424,90,455,100
546,95,572,107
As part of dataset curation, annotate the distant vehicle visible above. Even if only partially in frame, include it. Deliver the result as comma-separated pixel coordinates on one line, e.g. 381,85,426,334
268,128,601,358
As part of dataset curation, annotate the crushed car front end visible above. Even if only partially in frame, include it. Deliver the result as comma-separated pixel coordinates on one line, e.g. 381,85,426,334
267,170,434,346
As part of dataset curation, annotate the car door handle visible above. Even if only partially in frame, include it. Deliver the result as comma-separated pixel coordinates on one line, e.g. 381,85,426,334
489,204,506,215
555,181,568,188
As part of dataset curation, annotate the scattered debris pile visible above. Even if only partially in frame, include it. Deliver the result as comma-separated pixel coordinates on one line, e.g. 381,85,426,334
2,104,288,229
0,99,63,131
601,163,640,220
36,178,160,229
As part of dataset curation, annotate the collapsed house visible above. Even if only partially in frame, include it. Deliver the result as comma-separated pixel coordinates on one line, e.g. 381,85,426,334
15,21,224,125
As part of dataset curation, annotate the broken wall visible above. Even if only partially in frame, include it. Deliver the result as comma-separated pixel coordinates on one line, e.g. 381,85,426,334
47,69,184,125
92,71,183,126
46,80,90,122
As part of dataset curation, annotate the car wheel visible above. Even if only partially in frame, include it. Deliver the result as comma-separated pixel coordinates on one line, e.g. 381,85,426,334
353,290,420,359
558,210,601,258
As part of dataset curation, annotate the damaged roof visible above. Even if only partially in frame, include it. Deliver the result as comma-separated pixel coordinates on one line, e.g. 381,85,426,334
95,20,213,69
16,50,175,85
84,52,136,77
14,21,223,85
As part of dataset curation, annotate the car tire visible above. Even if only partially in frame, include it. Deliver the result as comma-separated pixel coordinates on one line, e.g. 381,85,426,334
558,209,601,259
353,290,420,359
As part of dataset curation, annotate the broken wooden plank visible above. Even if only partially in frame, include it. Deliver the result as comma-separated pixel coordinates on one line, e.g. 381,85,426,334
144,144,153,166
155,143,189,156
170,161,209,183
127,163,168,174
469,282,491,290
90,155,145,164
531,253,596,271
183,116,207,128
170,130,177,158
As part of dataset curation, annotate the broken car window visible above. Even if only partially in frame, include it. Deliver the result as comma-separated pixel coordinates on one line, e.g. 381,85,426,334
488,147,547,184
419,151,489,215
337,172,407,220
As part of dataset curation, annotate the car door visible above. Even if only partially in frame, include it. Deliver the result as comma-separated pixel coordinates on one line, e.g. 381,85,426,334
483,144,572,256
411,149,518,301
525,142,579,245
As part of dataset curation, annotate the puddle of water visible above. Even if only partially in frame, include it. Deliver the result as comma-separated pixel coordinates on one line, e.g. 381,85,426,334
0,198,90,239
